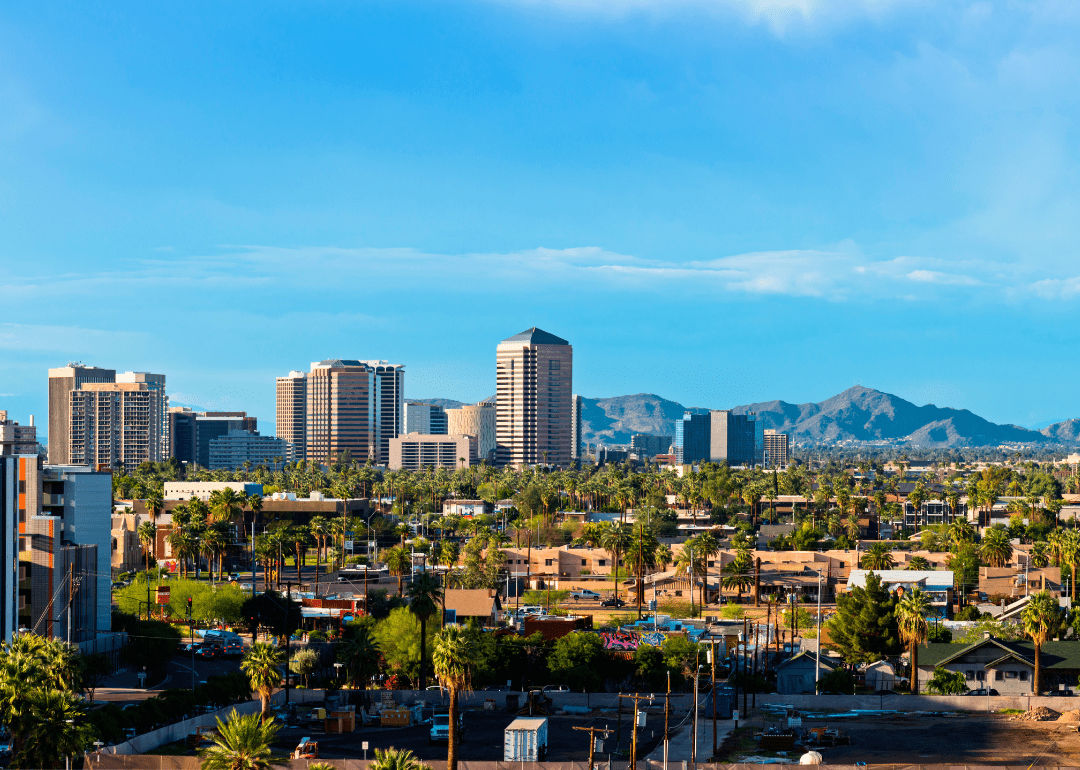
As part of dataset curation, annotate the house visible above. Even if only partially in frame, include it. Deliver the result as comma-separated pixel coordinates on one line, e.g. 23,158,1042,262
978,566,1062,601
846,569,954,619
442,499,490,517
864,660,899,691
918,635,1080,694
757,524,797,549
443,589,502,626
774,651,844,694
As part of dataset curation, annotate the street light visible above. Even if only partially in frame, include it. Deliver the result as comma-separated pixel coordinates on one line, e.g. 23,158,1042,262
333,662,343,686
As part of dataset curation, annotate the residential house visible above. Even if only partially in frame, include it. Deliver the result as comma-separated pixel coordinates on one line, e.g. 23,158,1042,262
919,636,1080,695
846,569,954,619
775,651,843,694
443,589,502,626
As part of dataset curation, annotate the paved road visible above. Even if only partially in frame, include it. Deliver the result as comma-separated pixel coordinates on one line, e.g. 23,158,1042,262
93,652,244,704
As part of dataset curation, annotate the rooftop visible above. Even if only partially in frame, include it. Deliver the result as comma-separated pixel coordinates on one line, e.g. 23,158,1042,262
500,327,569,346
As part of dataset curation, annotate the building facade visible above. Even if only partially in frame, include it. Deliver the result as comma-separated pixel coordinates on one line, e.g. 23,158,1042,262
571,394,583,461
675,412,710,464
167,407,198,464
404,402,448,435
275,371,307,460
0,412,37,456
630,434,673,458
208,430,290,470
48,365,116,465
0,455,31,642
163,481,263,501
762,429,790,468
116,372,169,460
303,359,404,465
388,433,477,471
495,327,573,468
709,410,756,467
446,402,496,461
68,383,162,472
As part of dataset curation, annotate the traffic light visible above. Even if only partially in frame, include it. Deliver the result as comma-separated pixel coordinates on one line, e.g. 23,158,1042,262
187,596,193,618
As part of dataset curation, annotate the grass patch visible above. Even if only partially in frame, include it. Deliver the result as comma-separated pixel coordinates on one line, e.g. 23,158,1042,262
998,708,1025,715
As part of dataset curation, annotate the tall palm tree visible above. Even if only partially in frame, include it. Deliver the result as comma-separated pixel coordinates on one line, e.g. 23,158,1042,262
338,626,381,689
1021,590,1060,695
896,586,930,695
209,487,243,524
655,543,673,572
144,489,164,524
386,546,411,596
624,523,659,615
200,710,282,770
308,515,330,593
407,572,443,688
1063,530,1080,604
599,522,631,604
138,520,157,573
719,550,754,604
433,625,473,770
860,542,895,571
241,642,285,719
980,527,1013,568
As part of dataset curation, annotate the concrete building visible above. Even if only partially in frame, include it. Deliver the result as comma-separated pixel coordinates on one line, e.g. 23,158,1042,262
709,410,757,467
404,402,448,435
495,327,573,468
208,430,290,471
163,481,263,501
69,383,162,472
276,371,307,461
388,433,477,471
847,569,954,619
0,412,37,456
305,359,404,465
630,434,672,458
47,364,116,464
571,394,583,461
446,402,496,461
904,500,965,528
167,407,197,464
116,372,169,460
0,455,32,642
762,429,790,468
192,412,257,469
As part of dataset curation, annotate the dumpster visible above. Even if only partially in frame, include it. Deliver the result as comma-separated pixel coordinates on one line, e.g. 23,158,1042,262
504,717,548,761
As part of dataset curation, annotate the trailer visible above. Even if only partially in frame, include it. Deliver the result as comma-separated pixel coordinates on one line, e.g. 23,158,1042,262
504,717,548,761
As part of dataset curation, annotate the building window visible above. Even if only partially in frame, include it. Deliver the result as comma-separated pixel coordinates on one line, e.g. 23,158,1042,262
708,561,715,567
965,671,975,681
544,559,553,567
995,671,1004,681
976,671,985,681
599,560,607,566
582,559,587,566
675,590,683,597
1005,671,1018,679
1019,671,1028,681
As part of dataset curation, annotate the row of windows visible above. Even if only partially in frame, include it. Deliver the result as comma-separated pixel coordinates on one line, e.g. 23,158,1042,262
965,669,1028,681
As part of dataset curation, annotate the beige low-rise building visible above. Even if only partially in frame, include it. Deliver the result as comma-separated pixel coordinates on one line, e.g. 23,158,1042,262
388,432,477,471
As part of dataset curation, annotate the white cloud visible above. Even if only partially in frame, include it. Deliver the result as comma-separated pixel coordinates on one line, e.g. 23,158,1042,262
906,269,981,286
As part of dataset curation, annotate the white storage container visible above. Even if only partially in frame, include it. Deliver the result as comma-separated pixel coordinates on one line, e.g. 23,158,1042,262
504,717,548,761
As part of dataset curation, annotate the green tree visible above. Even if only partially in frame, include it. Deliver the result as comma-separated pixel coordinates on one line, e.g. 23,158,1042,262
547,631,603,691
241,642,284,719
1022,590,1061,695
980,527,1013,568
289,649,320,688
600,523,632,604
906,556,930,571
720,550,754,603
386,546,411,596
374,607,435,683
896,586,931,694
138,520,157,573
433,625,473,770
827,572,900,665
199,710,283,770
926,668,967,695
407,572,444,688
860,543,895,571
369,747,433,770
12,689,94,770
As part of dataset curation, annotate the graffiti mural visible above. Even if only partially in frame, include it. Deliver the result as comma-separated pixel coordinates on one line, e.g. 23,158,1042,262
600,630,668,650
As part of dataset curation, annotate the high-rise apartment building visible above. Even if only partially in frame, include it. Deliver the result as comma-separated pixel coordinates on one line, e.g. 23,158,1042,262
116,372,169,460
369,362,405,464
48,365,116,464
68,383,162,472
0,455,31,642
495,327,573,468
276,371,307,460
446,402,496,462
0,412,37,456
631,434,673,458
404,402,448,435
762,429,790,468
571,394,583,461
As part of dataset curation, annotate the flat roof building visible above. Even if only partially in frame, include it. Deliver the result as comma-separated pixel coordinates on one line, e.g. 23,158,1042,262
276,371,307,461
762,429,790,468
0,412,37,456
404,402,448,435
446,402,496,461
48,364,116,465
209,430,291,471
69,383,162,472
389,433,477,471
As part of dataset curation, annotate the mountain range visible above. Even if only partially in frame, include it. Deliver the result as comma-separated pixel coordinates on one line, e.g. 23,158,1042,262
413,386,1080,448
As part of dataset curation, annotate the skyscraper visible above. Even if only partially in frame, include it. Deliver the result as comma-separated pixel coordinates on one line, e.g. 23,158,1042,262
495,327,572,468
48,365,116,464
68,383,163,471
116,372,169,460
674,410,756,466
446,402,496,461
571,394,583,461
304,359,404,464
275,371,307,460
762,429,790,468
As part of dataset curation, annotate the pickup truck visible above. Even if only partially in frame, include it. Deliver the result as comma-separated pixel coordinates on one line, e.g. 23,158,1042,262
430,710,463,744
569,590,601,600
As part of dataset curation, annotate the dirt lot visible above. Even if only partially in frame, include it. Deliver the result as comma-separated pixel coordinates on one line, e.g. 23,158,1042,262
740,713,1080,766
271,712,668,763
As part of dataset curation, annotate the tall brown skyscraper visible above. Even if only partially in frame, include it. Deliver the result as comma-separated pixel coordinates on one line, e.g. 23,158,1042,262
275,371,307,461
495,327,572,468
47,365,116,465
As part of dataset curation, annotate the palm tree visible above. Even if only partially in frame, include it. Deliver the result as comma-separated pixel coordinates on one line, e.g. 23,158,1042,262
433,625,473,770
407,572,443,689
338,626,381,689
209,487,243,524
386,546,411,596
906,556,931,571
1021,590,1060,695
1031,541,1050,569
369,747,433,770
896,586,930,695
719,550,754,604
980,527,1013,568
624,523,659,615
308,515,330,594
241,642,285,719
144,489,164,523
138,519,157,573
599,522,631,605
1063,530,1080,604
861,543,895,571
655,543,673,571
200,710,282,770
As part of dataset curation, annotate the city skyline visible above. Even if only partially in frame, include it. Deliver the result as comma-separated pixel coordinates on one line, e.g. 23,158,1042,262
4,2,1080,433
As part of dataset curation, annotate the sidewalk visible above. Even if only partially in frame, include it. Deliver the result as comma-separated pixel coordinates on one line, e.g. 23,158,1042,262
645,702,735,766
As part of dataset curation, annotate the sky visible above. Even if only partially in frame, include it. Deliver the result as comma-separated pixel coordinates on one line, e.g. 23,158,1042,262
3,0,1080,435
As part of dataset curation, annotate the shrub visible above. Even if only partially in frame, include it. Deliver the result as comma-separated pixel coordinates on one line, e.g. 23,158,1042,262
926,668,967,695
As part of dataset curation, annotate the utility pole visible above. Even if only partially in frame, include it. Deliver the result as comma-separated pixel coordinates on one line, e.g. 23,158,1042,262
752,623,758,709
572,725,610,770
692,656,699,766
711,639,718,758
741,615,748,716
66,563,74,644
662,671,672,770
285,582,292,707
619,693,653,769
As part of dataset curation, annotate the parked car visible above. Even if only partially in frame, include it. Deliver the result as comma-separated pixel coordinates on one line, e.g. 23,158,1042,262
1047,690,1075,697
570,590,601,600
968,688,1000,696
601,598,626,608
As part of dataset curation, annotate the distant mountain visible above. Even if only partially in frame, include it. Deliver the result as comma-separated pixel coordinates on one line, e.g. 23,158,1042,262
416,387,1080,448
408,396,496,410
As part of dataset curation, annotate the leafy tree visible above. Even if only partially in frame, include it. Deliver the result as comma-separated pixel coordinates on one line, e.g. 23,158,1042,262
200,710,283,770
927,624,953,643
827,572,900,665
926,668,967,695
817,667,856,694
79,652,112,703
289,649,320,688
374,607,435,683
241,591,302,639
547,631,603,691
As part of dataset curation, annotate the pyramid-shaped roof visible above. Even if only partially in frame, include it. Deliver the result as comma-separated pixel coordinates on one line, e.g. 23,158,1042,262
501,327,569,346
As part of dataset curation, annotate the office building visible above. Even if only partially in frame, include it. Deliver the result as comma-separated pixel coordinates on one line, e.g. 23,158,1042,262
404,402,448,435
446,402,496,461
0,455,33,642
276,371,307,461
495,327,573,468
164,481,263,501
48,364,116,464
303,359,404,464
209,430,290,471
571,395,583,461
630,434,673,458
192,412,257,468
388,433,477,471
167,407,198,464
762,429,790,468
674,412,711,464
0,412,37,456
68,383,162,472
116,372,169,460
709,410,757,467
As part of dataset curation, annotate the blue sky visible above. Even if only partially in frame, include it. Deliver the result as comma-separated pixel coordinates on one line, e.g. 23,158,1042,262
3,0,1080,435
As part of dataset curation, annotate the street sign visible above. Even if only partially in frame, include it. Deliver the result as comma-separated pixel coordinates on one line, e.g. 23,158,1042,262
346,531,355,538
344,541,354,551
155,585,171,605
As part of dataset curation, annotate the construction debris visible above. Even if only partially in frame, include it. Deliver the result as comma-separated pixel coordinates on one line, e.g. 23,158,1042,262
1009,706,1061,722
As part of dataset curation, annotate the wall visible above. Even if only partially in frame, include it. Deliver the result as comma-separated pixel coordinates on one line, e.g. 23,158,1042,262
759,692,1072,712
